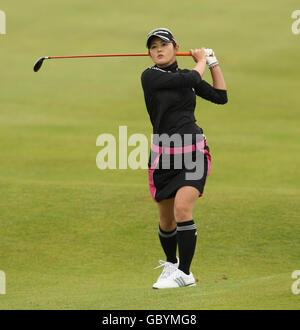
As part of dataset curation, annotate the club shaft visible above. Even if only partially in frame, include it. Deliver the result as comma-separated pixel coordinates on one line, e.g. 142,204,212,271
48,52,192,60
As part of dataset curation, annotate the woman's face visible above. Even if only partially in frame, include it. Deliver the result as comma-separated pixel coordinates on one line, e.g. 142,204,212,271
149,37,178,68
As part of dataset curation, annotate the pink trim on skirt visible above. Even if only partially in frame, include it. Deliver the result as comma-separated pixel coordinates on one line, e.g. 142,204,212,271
148,167,157,202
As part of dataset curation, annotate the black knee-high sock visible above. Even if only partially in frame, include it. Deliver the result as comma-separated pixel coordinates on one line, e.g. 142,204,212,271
176,220,197,275
158,226,178,264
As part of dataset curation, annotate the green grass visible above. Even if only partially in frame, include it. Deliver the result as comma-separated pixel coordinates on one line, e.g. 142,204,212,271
0,0,300,309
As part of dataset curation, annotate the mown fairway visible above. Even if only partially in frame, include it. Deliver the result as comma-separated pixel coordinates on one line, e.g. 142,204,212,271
0,0,300,309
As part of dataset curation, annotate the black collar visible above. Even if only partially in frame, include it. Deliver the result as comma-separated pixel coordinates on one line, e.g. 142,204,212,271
155,61,178,72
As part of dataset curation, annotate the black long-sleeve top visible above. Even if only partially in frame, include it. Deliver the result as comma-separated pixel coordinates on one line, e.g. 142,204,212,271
141,61,227,138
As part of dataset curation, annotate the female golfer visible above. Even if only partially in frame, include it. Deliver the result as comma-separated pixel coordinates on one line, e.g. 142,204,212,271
141,28,227,289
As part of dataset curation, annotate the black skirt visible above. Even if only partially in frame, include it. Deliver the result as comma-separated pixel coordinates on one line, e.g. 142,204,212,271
148,138,211,203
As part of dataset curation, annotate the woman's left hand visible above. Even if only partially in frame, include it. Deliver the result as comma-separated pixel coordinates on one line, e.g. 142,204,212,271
190,48,206,63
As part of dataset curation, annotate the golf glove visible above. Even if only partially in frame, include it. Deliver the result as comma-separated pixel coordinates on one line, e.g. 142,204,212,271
205,48,219,68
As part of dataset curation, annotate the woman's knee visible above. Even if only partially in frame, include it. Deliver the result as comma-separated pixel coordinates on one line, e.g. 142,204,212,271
159,215,176,231
174,186,199,221
174,202,191,222
157,198,175,230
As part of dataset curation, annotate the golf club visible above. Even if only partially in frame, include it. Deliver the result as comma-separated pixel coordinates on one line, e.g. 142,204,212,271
33,50,214,72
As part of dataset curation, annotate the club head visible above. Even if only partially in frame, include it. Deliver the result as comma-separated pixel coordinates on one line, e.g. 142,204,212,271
33,57,46,72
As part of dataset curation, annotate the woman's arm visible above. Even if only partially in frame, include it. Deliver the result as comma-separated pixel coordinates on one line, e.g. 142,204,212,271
141,50,205,90
190,48,207,78
193,48,228,104
141,68,202,90
210,65,227,90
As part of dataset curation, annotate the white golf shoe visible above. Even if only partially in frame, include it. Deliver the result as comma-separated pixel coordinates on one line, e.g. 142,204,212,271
153,268,196,289
152,258,179,288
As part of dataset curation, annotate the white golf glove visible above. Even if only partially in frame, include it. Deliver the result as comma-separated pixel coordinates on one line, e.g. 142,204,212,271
205,48,218,68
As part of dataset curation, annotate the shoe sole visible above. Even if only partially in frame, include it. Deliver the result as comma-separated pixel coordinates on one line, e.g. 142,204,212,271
153,283,196,289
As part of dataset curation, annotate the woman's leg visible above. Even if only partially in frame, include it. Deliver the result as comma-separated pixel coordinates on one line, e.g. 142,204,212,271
174,186,199,275
174,186,199,222
157,198,176,231
156,198,177,263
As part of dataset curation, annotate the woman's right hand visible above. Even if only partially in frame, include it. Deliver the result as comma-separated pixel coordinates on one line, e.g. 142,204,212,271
190,48,206,63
